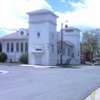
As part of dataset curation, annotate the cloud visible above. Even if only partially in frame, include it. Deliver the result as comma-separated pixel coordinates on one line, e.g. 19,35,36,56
60,0,66,2
68,1,87,9
55,0,100,31
0,28,8,37
0,0,52,35
0,0,100,36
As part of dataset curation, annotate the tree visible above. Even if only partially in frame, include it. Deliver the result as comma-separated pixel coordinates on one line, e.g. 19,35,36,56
82,29,100,62
0,42,2,52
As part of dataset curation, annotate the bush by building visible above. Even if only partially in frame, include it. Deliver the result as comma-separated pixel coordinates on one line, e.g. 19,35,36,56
19,54,28,64
0,52,7,62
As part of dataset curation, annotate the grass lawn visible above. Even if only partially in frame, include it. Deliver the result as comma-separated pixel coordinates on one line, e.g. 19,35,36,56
0,62,21,66
57,64,91,68
0,62,92,68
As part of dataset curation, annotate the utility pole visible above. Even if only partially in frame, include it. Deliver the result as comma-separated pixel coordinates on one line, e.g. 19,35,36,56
60,21,68,65
60,23,63,65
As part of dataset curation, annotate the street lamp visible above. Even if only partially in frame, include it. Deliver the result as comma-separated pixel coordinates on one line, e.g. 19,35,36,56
60,21,68,65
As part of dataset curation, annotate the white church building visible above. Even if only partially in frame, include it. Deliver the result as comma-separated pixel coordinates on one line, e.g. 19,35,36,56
0,9,81,65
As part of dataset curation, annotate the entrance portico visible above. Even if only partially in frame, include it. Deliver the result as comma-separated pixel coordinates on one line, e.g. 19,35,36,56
35,54,42,65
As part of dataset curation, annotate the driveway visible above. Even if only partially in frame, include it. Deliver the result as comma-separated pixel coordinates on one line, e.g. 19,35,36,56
0,65,100,100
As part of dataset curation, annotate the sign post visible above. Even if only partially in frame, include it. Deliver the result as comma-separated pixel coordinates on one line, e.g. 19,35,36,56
59,50,63,56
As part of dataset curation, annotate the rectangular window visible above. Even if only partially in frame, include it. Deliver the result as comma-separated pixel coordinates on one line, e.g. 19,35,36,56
25,43,28,52
57,49,59,54
36,49,42,51
65,30,73,32
78,51,79,56
72,53,74,57
16,43,19,52
37,32,40,37
57,45,60,54
52,45,54,53
11,43,13,52
68,48,70,56
62,46,66,55
20,43,23,52
52,33,54,38
7,43,9,52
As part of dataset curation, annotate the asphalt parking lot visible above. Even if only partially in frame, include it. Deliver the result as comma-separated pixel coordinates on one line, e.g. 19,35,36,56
0,65,100,100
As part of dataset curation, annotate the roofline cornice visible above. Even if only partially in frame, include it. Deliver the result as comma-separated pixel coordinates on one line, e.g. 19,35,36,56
27,11,59,18
1,38,28,40
28,20,57,26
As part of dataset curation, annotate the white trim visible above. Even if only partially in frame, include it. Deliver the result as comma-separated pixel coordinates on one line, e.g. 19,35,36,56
28,20,57,26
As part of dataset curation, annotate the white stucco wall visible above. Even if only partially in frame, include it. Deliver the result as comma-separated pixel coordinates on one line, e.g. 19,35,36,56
1,39,28,62
28,22,50,65
28,12,58,65
57,43,73,64
29,13,57,24
63,30,81,64
49,22,57,65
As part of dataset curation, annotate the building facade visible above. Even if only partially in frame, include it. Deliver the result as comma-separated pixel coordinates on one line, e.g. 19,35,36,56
0,9,81,65
0,28,28,62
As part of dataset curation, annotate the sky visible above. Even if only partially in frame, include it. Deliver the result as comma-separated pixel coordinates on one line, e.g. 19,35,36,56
0,0,100,37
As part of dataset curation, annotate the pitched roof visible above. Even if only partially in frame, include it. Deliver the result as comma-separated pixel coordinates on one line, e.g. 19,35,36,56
57,39,74,47
64,40,74,46
27,9,51,14
27,9,59,18
64,26,81,31
0,29,29,40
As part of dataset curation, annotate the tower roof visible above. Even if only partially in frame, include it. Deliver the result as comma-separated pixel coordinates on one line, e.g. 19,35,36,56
26,9,59,18
64,26,81,31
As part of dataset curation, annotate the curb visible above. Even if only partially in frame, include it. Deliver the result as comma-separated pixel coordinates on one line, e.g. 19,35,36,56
0,70,9,74
20,64,58,68
85,87,100,100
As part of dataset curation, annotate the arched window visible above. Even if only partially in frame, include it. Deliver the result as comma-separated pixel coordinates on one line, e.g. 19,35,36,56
11,43,13,52
7,43,9,52
16,43,19,52
20,42,23,52
25,42,28,52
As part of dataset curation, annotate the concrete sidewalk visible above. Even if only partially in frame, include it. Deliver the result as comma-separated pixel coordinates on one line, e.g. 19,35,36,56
0,70,9,74
85,87,100,100
20,64,58,68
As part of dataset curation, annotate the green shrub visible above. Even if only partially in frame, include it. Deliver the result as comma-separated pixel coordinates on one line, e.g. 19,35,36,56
0,52,7,62
19,54,28,64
